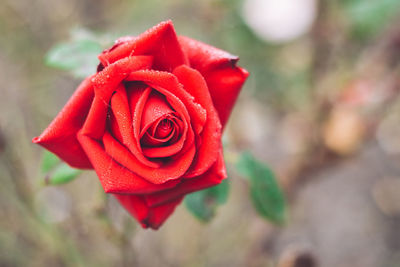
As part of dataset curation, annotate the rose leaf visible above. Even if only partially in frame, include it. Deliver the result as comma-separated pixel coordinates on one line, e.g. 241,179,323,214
45,39,102,78
45,164,82,186
41,150,60,173
237,152,287,225
343,0,400,39
184,179,229,222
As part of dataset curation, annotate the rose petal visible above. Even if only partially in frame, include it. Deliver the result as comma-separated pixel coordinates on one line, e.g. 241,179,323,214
78,132,180,193
144,150,226,207
140,91,174,135
153,119,173,138
141,117,176,146
141,139,184,158
149,86,195,154
173,65,222,177
128,71,197,160
178,36,249,128
32,76,95,169
114,194,183,229
80,92,109,140
145,196,183,229
142,116,182,146
101,36,136,55
141,114,186,158
111,86,159,168
93,56,153,104
98,20,188,72
103,132,196,184
129,83,193,159
81,56,153,140
113,194,148,228
126,70,207,135
107,110,124,144
203,66,249,128
143,116,177,142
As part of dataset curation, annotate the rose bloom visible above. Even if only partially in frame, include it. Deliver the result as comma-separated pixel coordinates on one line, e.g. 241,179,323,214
33,21,248,229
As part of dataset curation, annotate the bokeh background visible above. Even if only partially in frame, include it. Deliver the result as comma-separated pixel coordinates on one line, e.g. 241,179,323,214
1,0,400,266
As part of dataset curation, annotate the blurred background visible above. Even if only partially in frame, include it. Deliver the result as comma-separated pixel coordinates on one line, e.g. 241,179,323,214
1,0,400,266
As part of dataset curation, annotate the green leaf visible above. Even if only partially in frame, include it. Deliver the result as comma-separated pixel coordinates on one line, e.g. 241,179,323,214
45,39,102,78
237,152,287,225
41,150,60,173
45,164,82,185
235,151,254,178
184,179,229,222
343,0,400,38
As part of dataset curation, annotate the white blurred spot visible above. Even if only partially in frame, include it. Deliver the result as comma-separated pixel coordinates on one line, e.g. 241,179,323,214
242,0,317,43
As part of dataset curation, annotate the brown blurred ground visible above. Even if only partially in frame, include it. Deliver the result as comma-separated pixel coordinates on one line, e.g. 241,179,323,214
1,0,400,266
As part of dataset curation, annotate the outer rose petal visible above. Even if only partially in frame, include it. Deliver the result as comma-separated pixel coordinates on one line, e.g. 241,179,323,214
178,36,249,128
114,194,184,229
32,76,94,169
144,149,227,208
98,20,188,72
78,132,180,194
81,56,153,139
173,65,222,178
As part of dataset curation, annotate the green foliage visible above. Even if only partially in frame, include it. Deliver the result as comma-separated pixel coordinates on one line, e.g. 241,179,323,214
237,152,287,225
41,150,60,173
343,0,400,38
44,28,109,78
41,151,82,185
47,164,82,185
184,179,229,222
45,39,102,78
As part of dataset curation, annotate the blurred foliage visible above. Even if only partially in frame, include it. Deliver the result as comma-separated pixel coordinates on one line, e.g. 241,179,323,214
342,0,400,39
45,164,82,185
237,152,286,225
41,151,82,185
46,40,102,78
184,179,229,222
41,150,61,173
45,29,110,78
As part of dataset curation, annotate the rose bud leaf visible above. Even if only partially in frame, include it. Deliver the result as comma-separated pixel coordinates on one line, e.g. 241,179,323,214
237,152,287,225
184,179,229,222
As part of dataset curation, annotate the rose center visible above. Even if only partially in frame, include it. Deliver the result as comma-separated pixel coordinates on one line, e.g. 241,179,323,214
154,119,173,139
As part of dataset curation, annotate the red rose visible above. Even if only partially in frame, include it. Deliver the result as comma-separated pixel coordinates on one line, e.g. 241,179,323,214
33,21,248,229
